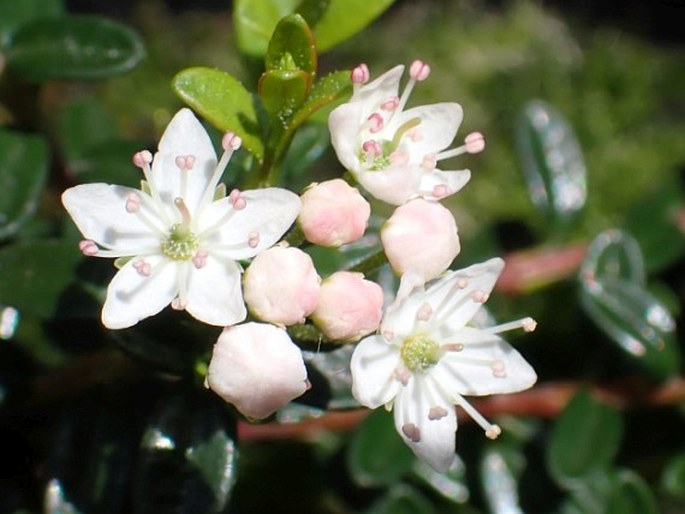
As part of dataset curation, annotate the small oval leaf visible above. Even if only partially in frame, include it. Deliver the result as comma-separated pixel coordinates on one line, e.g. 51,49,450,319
234,0,299,57
481,447,524,514
6,15,145,82
265,14,316,74
579,229,645,286
0,0,64,48
259,69,309,120
367,485,438,514
0,129,49,239
547,390,623,486
515,100,587,230
173,67,264,163
606,469,659,514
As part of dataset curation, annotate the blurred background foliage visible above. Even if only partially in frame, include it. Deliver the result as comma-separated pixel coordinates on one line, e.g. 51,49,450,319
0,0,684,512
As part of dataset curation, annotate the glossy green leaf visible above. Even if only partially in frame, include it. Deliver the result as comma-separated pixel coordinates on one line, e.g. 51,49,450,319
0,0,63,48
481,446,525,514
5,15,144,82
259,69,310,120
606,469,658,514
558,470,616,514
135,387,238,514
346,408,415,487
624,181,685,273
547,390,623,486
0,240,84,318
310,0,395,52
579,229,645,286
0,129,49,240
580,277,679,380
515,100,587,230
367,485,438,514
71,139,146,188
173,67,264,162
413,454,469,504
234,0,299,57
57,100,118,165
265,14,316,74
290,70,351,128
662,453,685,497
279,121,330,188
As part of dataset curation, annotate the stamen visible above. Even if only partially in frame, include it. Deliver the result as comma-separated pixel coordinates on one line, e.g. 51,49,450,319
367,113,384,133
195,133,242,215
175,155,196,170
79,240,98,256
133,259,151,277
380,96,400,111
432,184,452,199
394,368,410,386
458,279,468,288
132,150,152,170
409,60,431,81
416,303,433,322
125,193,141,213
171,297,187,310
470,290,489,303
222,132,242,151
174,197,193,226
383,329,394,341
441,343,464,352
464,132,485,154
401,423,421,443
428,406,448,420
482,317,537,335
351,63,370,85
229,189,246,210
456,396,501,439
192,250,208,269
362,140,382,157
490,359,506,378
247,231,260,248
389,150,409,165
422,154,437,170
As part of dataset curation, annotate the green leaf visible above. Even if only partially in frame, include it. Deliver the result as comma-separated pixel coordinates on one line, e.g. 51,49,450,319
346,408,415,487
367,485,438,514
515,100,587,232
234,0,299,57
259,69,310,121
624,181,685,273
5,15,144,82
290,70,351,128
547,390,623,486
265,14,316,74
279,121,330,188
173,67,264,162
135,387,238,514
662,453,685,498
0,0,64,48
0,240,83,318
413,454,469,504
606,469,659,514
580,278,680,380
71,139,146,188
311,0,395,52
579,229,645,286
0,129,49,240
57,100,118,165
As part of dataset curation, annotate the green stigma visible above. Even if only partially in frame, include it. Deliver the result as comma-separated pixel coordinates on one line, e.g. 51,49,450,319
161,223,199,260
400,334,441,373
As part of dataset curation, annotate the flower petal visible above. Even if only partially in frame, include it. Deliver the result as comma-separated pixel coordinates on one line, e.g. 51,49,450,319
350,335,402,409
201,188,301,260
329,102,364,171
396,103,463,158
355,165,423,205
433,327,537,396
352,64,404,110
62,184,161,253
150,108,218,216
102,255,177,329
418,168,471,200
185,255,246,326
393,375,457,472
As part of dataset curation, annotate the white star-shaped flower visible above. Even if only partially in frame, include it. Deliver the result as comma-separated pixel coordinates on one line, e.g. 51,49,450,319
350,258,537,472
62,108,301,329
329,61,484,206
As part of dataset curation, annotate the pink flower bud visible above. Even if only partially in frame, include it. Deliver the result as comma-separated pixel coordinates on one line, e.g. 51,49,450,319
207,323,309,420
312,272,383,341
381,198,460,280
243,246,320,326
298,179,371,247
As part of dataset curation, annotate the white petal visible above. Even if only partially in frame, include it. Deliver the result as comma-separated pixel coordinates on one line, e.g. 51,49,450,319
418,168,471,200
395,103,463,157
329,102,364,171
201,188,301,260
150,108,218,216
62,184,161,253
433,327,537,396
102,254,177,329
185,255,246,326
393,375,457,472
350,335,402,409
352,65,404,110
355,165,422,205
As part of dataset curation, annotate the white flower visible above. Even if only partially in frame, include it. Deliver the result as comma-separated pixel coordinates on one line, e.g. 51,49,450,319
329,61,484,206
62,108,301,329
350,258,537,472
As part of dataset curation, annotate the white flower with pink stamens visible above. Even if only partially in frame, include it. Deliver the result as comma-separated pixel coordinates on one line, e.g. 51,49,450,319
350,258,537,472
62,108,301,329
329,60,483,206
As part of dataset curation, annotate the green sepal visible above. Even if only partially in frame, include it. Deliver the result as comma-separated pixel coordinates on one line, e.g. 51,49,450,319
5,15,145,82
172,67,264,163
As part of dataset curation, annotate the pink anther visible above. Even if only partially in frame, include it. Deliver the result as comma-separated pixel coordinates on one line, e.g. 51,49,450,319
464,132,485,154
389,150,409,165
428,406,448,420
367,113,384,133
192,250,208,269
229,189,246,210
422,153,437,170
432,184,451,199
133,259,151,277
380,96,400,111
402,423,421,443
470,290,489,303
409,60,431,81
351,63,370,84
125,193,141,213
394,368,410,386
247,231,260,248
132,150,152,169
78,240,98,256
171,297,187,311
362,140,382,157
222,132,242,151
416,302,433,321
175,154,196,170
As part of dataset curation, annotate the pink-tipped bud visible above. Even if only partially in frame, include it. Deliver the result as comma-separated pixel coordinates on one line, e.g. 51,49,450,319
222,132,242,151
243,246,320,327
78,239,98,256
464,132,485,154
381,198,460,281
409,60,431,81
312,272,383,342
207,323,309,420
351,63,370,84
132,150,152,169
298,179,371,248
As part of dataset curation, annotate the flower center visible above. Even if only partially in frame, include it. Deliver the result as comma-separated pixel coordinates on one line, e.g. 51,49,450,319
161,223,199,261
360,117,421,171
400,334,441,373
